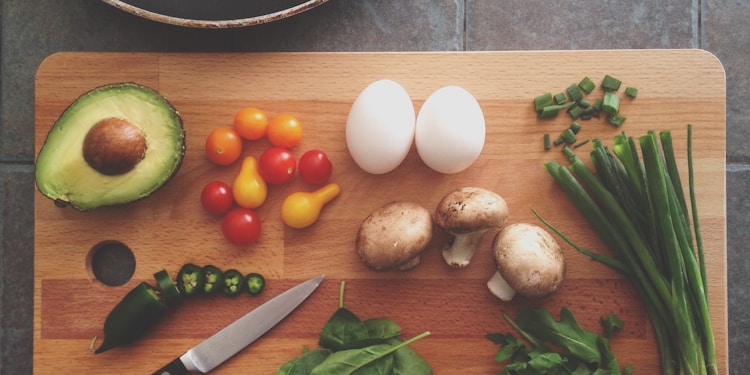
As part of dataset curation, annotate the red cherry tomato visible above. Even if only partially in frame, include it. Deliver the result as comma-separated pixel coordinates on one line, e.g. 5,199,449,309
258,147,297,185
298,149,333,185
221,208,261,246
200,181,234,216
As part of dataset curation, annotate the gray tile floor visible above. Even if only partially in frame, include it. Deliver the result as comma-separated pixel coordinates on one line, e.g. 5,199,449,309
2,0,748,373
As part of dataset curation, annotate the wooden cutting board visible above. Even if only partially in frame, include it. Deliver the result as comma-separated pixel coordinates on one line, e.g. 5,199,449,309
34,51,728,374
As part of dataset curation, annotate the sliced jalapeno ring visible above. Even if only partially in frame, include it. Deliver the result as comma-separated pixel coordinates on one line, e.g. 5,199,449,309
202,265,224,295
222,269,244,297
244,272,265,296
95,282,168,354
177,263,205,297
153,269,181,304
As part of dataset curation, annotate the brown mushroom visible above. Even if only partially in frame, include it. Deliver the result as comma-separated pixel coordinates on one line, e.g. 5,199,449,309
434,187,509,268
487,223,565,301
356,201,434,271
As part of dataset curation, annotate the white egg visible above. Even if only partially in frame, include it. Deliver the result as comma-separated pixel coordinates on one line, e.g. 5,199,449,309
415,86,485,174
346,79,416,174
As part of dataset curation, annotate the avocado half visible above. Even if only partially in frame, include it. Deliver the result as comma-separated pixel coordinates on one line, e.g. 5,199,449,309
35,82,185,211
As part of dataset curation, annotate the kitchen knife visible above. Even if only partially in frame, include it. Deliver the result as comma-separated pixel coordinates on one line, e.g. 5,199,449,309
152,274,324,375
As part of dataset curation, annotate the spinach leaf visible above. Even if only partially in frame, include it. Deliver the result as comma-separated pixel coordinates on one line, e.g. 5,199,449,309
338,318,403,349
310,333,429,375
319,307,370,351
277,348,332,375
388,338,434,375
278,281,433,375
309,343,396,375
364,318,401,340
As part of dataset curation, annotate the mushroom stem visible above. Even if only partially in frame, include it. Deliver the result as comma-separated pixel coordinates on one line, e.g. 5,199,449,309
486,270,517,301
441,230,487,268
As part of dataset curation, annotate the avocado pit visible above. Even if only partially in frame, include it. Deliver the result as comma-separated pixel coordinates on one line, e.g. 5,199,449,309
83,117,147,175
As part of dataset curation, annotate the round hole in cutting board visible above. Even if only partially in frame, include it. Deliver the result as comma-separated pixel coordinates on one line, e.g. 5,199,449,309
88,240,136,286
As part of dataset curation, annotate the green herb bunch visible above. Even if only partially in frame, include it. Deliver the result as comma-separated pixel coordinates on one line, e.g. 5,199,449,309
487,307,632,375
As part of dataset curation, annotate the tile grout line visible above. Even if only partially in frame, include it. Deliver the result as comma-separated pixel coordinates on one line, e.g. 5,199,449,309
463,0,467,51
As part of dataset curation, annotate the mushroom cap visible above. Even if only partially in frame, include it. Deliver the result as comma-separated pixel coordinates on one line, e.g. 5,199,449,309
356,201,434,271
434,187,509,235
492,223,565,299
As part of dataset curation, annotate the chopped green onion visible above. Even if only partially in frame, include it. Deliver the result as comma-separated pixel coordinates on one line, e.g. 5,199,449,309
544,133,552,150
573,139,590,148
539,102,575,118
601,74,622,91
566,84,584,103
579,76,596,93
554,92,568,104
568,105,584,120
593,98,603,112
569,121,582,134
553,137,565,146
581,107,596,120
561,128,577,144
625,86,638,98
602,91,620,115
534,93,554,112
579,99,591,109
607,115,627,126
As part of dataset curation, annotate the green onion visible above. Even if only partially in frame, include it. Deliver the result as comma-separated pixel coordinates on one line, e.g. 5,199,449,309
569,121,582,134
534,93,554,112
568,105,584,120
544,133,552,150
537,127,717,375
560,128,576,144
539,102,575,118
625,86,639,98
554,92,568,104
573,139,590,148
567,84,584,103
579,76,596,93
593,98,603,112
602,91,620,115
607,114,626,127
581,107,596,120
601,74,622,91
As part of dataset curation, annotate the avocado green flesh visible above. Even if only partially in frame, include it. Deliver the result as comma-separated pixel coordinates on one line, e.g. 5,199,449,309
35,83,185,211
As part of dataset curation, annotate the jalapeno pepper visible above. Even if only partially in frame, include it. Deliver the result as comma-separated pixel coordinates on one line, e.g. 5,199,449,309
154,269,181,304
177,263,205,297
244,272,265,296
202,265,224,295
222,269,244,296
94,282,168,354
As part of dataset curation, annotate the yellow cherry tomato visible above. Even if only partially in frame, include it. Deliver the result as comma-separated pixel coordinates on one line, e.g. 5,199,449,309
281,183,340,229
233,157,267,209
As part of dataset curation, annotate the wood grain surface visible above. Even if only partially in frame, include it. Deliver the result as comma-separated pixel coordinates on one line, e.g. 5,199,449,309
34,51,727,374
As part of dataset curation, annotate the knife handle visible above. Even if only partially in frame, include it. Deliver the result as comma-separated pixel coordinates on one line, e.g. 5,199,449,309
152,357,188,375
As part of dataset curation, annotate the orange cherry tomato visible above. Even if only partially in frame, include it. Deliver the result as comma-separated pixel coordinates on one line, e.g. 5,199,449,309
234,107,268,140
205,126,243,166
267,114,302,148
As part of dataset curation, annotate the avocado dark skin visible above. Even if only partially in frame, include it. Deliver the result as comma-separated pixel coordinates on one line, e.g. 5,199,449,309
35,82,186,211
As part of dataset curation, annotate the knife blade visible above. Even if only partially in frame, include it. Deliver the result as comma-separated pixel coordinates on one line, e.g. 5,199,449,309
152,274,324,375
